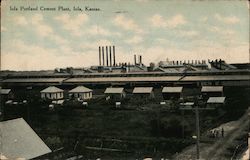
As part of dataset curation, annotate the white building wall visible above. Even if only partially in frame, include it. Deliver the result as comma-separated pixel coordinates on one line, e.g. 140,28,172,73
41,92,63,100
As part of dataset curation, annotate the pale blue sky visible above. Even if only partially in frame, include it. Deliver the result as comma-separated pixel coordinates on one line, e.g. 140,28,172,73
1,0,249,70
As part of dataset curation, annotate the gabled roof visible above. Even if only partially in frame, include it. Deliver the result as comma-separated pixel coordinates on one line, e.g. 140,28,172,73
201,86,223,92
0,118,51,159
207,97,226,104
40,86,63,93
69,86,92,93
0,89,11,94
133,87,153,94
162,87,183,93
104,87,124,94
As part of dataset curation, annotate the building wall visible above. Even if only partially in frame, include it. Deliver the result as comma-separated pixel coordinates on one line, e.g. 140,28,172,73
202,92,223,100
41,92,64,100
106,92,126,100
73,92,92,100
162,93,181,100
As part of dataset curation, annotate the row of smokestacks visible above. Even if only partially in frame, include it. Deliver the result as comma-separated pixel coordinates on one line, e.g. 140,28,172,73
169,60,207,65
99,46,116,67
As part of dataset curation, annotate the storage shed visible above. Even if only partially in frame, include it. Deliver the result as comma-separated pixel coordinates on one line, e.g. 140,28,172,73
207,97,226,104
201,86,224,100
69,86,93,100
40,86,64,100
133,87,154,99
0,88,14,101
162,86,183,100
104,87,126,100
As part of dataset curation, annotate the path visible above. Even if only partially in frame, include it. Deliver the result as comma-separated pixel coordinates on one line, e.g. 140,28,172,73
173,108,250,160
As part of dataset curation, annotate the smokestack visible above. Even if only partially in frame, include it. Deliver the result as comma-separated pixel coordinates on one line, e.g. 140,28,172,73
106,46,108,66
109,46,112,67
139,55,142,64
113,46,116,66
134,55,137,65
99,46,101,66
102,46,105,66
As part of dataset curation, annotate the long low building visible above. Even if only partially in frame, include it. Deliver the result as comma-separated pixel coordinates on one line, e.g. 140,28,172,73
1,74,250,86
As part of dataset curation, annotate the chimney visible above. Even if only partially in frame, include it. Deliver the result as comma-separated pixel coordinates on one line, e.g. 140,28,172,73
99,46,101,66
109,46,112,67
134,55,137,65
106,46,108,66
102,46,105,66
139,55,142,64
113,46,116,66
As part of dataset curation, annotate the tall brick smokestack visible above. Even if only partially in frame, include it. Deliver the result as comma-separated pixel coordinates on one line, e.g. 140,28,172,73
113,46,116,66
106,46,108,66
139,55,142,64
102,46,104,66
134,55,137,65
109,46,112,67
99,46,101,66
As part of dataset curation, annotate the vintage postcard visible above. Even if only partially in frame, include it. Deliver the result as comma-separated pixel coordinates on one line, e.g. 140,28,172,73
1,0,249,159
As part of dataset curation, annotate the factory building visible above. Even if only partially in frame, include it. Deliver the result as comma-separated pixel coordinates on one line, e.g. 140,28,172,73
201,86,224,100
104,87,126,100
158,59,209,71
68,86,93,100
162,86,183,100
40,86,64,100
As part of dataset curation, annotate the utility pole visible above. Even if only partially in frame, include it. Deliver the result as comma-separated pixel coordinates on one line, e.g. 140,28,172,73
180,102,215,160
195,104,200,159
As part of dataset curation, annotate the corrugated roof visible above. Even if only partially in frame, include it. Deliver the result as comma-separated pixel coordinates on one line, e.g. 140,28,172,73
181,75,250,81
0,118,51,159
133,87,153,94
180,102,194,106
104,87,124,94
69,86,92,93
207,97,226,103
162,87,183,93
40,86,63,93
0,89,11,94
2,78,66,83
201,86,223,92
65,76,181,83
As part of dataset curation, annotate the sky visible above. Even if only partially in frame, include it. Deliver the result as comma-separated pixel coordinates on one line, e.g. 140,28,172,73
1,0,249,71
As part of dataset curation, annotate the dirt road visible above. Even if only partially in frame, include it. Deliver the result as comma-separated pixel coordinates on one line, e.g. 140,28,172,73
173,107,250,160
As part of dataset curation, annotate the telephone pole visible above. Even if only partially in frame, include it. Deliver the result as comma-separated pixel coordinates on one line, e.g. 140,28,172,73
180,102,215,159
